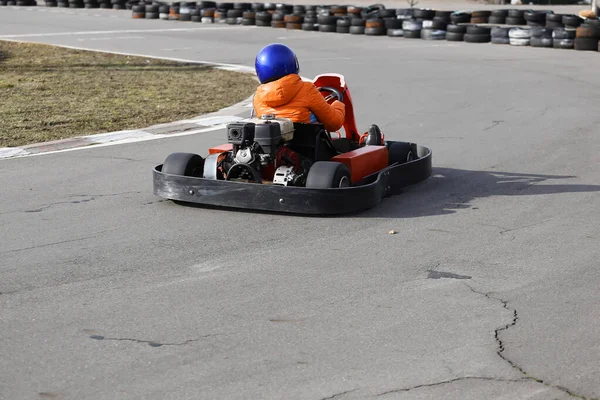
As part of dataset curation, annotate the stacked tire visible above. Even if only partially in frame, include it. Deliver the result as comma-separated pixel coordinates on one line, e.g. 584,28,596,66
403,19,422,39
553,28,575,49
575,22,600,51
450,11,471,24
365,17,385,36
509,27,531,46
318,15,337,32
255,11,271,27
545,12,564,28
421,17,447,40
349,17,365,35
506,9,526,26
464,25,491,43
385,15,403,37
530,27,553,48
489,9,507,24
491,26,511,45
470,10,490,24
446,24,466,41
524,10,549,27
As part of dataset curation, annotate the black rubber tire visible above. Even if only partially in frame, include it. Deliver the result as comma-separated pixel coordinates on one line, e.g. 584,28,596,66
387,28,403,37
505,16,525,25
317,15,337,25
336,26,350,33
413,8,434,20
387,142,415,165
337,18,351,27
562,14,583,28
553,38,574,49
365,26,385,36
530,37,553,47
403,29,421,38
305,162,351,189
446,31,464,41
507,9,524,18
349,25,365,34
491,9,509,18
546,13,563,23
162,153,204,177
350,17,365,26
491,36,510,44
526,21,544,27
256,19,270,27
241,18,254,25
435,10,452,19
464,33,491,43
255,11,271,22
318,24,337,32
421,28,446,40
491,26,510,37
446,24,467,33
301,22,317,31
467,25,491,35
530,27,553,38
574,37,598,51
384,18,402,29
429,19,447,30
546,21,564,29
488,16,506,25
450,12,471,24
524,10,546,23
553,28,575,40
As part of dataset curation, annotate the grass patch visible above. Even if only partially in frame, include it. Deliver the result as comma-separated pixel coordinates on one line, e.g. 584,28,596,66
0,40,259,148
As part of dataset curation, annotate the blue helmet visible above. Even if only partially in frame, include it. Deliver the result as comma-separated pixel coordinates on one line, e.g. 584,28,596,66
255,43,299,84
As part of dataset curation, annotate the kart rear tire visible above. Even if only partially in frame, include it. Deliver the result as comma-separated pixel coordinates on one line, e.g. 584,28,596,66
162,152,205,177
306,161,351,189
387,142,415,165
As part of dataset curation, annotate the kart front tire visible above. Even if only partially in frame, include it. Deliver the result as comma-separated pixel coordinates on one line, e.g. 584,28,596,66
306,161,351,189
387,142,415,165
162,152,205,177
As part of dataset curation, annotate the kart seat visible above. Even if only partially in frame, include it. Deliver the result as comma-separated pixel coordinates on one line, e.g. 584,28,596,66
289,123,358,161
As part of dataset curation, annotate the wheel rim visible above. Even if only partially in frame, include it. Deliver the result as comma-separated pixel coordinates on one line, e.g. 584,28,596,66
338,176,350,188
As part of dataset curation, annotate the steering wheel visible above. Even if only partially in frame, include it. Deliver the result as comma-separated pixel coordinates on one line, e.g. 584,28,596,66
317,86,344,103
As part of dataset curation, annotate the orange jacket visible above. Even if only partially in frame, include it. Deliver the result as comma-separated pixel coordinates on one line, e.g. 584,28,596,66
253,74,346,133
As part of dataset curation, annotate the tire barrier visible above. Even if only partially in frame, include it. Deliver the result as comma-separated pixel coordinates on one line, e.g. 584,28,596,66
6,0,596,54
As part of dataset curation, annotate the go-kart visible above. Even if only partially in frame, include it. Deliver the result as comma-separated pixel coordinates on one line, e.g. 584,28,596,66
152,73,432,215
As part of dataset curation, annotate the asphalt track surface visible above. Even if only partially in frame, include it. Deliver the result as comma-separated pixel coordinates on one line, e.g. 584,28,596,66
1,6,600,400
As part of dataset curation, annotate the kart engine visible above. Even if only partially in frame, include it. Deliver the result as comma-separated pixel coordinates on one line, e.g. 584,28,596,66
225,115,311,185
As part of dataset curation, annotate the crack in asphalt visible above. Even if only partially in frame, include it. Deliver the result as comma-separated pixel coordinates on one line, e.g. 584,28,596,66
89,333,219,347
0,228,119,255
319,389,357,400
464,284,592,400
376,376,528,396
0,191,141,215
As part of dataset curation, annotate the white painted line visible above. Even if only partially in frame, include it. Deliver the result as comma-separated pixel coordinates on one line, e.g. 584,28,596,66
76,36,145,41
0,26,256,39
1,125,225,160
80,129,155,143
187,115,243,126
0,147,29,159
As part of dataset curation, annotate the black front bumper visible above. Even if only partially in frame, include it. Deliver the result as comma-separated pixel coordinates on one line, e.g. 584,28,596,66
152,141,432,215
